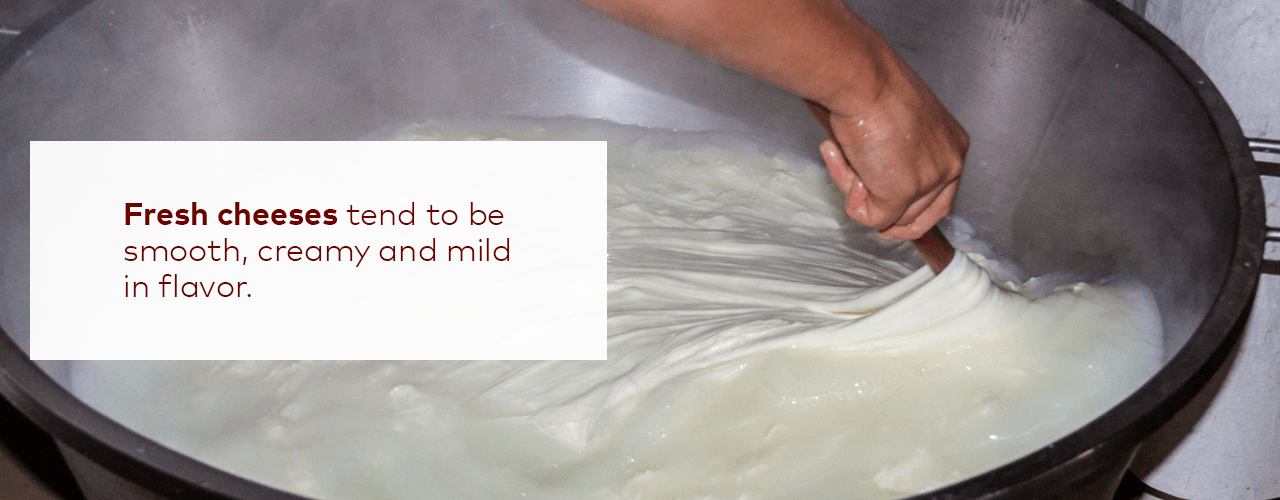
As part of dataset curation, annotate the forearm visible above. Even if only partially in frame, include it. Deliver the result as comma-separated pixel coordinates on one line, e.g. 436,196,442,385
580,0,895,115
583,0,969,240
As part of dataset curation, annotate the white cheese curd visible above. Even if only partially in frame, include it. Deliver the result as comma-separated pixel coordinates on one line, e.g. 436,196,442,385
72,118,1163,500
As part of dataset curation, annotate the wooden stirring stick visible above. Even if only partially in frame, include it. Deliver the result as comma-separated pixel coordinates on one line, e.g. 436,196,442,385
803,100,956,273
914,226,955,273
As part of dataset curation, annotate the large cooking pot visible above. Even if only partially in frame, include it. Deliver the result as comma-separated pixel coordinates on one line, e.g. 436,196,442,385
0,0,1265,499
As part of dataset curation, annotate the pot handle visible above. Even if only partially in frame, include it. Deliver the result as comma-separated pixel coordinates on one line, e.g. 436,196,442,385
1250,137,1279,276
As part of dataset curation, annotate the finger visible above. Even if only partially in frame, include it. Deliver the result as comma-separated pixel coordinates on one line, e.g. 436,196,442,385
858,178,919,231
819,140,855,193
876,180,958,240
888,178,946,231
820,141,873,225
846,175,870,226
912,179,958,231
877,186,954,240
858,192,898,231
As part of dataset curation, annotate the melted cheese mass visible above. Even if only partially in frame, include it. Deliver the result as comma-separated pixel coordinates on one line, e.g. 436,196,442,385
72,119,1163,500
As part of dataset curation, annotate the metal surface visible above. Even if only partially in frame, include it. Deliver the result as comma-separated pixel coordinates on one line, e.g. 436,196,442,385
1122,144,1280,500
1252,138,1280,156
0,0,1266,499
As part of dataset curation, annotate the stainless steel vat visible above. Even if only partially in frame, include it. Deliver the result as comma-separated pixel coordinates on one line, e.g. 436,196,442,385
0,0,1265,498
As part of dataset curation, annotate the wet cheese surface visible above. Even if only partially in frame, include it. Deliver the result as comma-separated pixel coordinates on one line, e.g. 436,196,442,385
71,119,1163,500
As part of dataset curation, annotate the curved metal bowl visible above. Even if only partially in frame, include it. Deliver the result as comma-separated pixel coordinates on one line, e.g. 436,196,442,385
0,0,1265,499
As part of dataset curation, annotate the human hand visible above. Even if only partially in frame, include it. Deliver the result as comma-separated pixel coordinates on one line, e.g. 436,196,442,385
807,61,968,240
579,0,967,240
